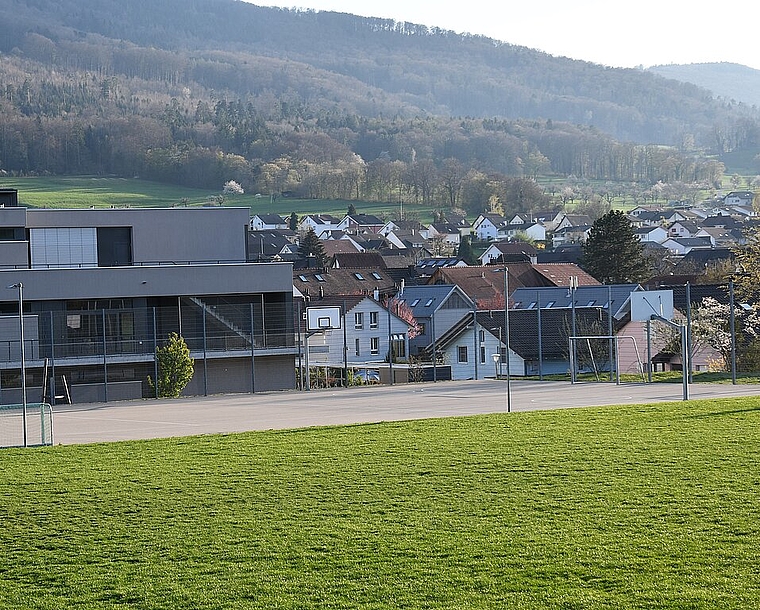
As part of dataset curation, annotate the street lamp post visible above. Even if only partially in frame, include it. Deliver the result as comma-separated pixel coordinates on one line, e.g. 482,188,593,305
7,282,27,447
503,266,511,413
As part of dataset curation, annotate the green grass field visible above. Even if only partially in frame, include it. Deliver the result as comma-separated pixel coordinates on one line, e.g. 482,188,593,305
2,398,760,609
0,176,431,221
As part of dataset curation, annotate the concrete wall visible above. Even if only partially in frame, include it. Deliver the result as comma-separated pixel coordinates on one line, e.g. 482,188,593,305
0,241,29,269
23,207,250,264
184,354,296,396
0,262,294,303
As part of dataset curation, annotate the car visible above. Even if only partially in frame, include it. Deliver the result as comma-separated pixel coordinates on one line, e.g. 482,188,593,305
355,368,380,383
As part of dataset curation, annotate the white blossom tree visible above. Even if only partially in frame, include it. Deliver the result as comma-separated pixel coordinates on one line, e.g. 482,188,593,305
223,180,244,195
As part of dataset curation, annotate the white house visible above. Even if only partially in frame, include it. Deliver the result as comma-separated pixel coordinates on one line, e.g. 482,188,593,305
661,237,712,256
723,191,754,207
298,214,342,236
634,226,668,243
472,214,507,241
249,213,288,231
305,296,413,367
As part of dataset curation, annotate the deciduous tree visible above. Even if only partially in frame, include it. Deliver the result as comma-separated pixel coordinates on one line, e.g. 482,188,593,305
151,333,194,398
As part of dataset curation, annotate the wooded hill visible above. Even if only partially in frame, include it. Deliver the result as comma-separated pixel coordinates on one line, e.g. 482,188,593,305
0,0,757,212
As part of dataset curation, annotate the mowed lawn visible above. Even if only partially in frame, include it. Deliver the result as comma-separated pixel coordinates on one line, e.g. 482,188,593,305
2,399,760,609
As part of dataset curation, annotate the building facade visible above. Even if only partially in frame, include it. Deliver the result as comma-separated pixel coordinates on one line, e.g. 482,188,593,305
0,206,297,404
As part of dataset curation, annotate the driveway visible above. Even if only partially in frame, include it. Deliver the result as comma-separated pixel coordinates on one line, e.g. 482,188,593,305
49,378,760,445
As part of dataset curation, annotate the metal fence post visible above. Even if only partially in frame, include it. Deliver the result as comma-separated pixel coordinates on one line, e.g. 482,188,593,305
102,309,108,403
250,302,256,394
153,307,159,399
201,302,208,396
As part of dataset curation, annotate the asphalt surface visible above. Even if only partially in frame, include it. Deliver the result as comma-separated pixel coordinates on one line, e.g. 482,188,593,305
48,378,760,445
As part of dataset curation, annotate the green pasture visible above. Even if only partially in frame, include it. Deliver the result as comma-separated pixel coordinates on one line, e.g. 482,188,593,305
0,176,432,221
1,176,217,209
2,397,760,609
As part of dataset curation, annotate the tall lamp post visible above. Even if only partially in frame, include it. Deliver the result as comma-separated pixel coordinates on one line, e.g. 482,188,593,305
7,282,27,447
504,265,511,413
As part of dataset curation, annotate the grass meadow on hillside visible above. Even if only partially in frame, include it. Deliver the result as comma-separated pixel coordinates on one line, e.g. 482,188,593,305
0,176,431,222
2,398,760,609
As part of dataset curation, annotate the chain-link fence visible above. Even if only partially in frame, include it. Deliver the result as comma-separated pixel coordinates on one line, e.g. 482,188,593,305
0,296,295,404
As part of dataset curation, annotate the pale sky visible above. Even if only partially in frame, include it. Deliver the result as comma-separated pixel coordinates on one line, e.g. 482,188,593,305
251,0,760,71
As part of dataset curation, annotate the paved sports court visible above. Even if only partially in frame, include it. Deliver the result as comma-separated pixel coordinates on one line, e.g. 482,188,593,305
48,378,760,445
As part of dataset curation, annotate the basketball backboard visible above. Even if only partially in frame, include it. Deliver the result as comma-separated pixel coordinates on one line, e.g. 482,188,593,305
630,290,674,322
306,306,342,331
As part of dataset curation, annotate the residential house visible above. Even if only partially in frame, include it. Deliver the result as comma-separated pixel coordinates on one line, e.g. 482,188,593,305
0,206,297,404
433,307,614,380
666,220,700,239
472,214,507,241
336,213,385,235
294,267,397,302
321,239,364,258
634,225,668,244
423,223,462,247
303,295,413,368
248,229,299,261
479,242,538,265
428,263,599,309
249,213,288,231
661,237,713,256
723,191,754,207
298,214,342,236
394,284,475,356
551,224,592,248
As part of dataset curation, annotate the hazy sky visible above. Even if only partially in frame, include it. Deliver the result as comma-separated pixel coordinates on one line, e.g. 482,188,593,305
251,0,760,71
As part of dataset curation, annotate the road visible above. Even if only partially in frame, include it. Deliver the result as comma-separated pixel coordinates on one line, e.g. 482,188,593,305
49,378,760,445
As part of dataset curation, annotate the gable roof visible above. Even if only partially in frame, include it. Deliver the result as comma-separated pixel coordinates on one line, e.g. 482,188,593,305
510,284,641,319
396,284,475,316
252,213,287,224
332,252,387,269
427,263,599,308
294,268,397,300
431,307,611,360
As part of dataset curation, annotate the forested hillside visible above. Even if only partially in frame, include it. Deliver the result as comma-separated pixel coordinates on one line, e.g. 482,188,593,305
0,0,757,213
648,63,760,108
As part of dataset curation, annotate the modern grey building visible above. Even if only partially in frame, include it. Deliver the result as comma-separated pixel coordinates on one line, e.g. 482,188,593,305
0,206,297,404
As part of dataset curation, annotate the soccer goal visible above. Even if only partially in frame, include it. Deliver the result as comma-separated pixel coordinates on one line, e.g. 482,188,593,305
0,403,54,448
568,335,645,385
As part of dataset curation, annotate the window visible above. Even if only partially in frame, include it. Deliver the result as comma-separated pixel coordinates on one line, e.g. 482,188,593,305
417,322,427,335
371,272,383,280
354,312,364,330
370,337,379,355
369,311,379,329
355,338,360,357
545,301,555,308
314,274,326,282
480,346,486,364
527,301,536,309
586,300,596,307
410,299,420,307
479,330,485,342
298,275,308,282
354,273,365,280
458,346,468,363
424,298,434,307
